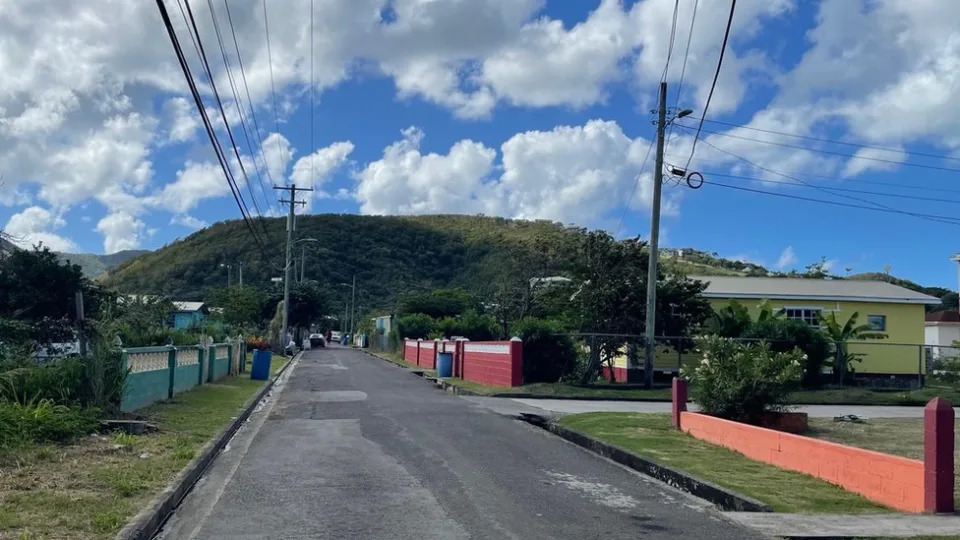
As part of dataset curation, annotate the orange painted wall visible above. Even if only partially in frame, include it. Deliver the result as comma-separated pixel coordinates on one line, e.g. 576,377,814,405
680,412,925,512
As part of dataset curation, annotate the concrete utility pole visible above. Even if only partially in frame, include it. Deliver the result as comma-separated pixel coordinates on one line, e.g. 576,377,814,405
238,262,243,287
643,82,668,389
301,246,306,283
274,183,312,349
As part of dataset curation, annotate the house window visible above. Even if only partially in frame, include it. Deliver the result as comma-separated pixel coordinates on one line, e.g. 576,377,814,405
867,314,886,331
784,307,822,327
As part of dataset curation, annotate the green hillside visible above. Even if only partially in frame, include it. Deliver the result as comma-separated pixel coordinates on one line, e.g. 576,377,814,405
102,214,587,304
104,214,953,312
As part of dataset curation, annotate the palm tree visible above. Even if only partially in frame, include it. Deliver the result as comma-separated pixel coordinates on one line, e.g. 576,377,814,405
820,311,886,384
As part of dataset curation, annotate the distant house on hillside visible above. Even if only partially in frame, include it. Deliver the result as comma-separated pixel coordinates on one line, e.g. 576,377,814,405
925,310,960,359
693,275,940,378
172,301,208,329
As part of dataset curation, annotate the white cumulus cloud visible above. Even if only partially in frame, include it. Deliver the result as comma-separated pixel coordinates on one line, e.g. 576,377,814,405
355,120,660,228
96,211,145,253
776,246,798,270
4,206,78,252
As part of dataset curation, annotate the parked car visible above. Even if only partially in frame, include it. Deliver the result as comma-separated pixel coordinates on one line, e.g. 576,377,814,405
309,333,326,348
330,331,342,343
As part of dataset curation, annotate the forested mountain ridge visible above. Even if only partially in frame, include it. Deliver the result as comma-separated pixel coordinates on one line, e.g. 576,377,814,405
56,250,149,278
101,214,587,304
100,214,955,311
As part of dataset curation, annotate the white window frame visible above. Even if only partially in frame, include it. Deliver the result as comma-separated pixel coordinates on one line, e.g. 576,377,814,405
783,306,824,328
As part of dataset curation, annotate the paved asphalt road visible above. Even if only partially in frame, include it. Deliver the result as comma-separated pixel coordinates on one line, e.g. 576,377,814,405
466,398,958,418
159,347,760,539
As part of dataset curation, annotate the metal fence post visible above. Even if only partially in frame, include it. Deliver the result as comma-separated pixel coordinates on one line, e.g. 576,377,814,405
919,345,924,389
676,337,682,374
167,346,176,399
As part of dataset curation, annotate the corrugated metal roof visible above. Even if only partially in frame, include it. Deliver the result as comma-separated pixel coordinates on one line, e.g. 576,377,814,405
173,301,205,312
690,275,940,305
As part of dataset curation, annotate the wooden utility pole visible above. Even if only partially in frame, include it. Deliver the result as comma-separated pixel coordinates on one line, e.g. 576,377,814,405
273,183,312,349
643,82,668,388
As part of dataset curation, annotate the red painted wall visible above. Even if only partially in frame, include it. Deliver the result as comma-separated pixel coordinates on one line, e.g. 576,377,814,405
680,411,926,512
601,366,628,382
403,340,418,365
418,340,437,369
461,340,522,387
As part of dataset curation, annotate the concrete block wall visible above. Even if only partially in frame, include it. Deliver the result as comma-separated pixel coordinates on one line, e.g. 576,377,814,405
460,339,523,387
679,411,925,511
672,379,954,513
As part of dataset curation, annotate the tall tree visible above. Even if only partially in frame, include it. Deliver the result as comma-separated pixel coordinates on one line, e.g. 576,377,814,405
212,285,265,327
567,232,710,380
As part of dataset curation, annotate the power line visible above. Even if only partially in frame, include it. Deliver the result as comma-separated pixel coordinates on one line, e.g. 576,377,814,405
700,180,960,225
664,0,699,151
702,170,960,205
685,116,960,164
181,0,267,234
667,146,960,194
155,0,270,256
676,123,960,175
222,0,280,213
690,137,960,226
615,138,656,238
616,0,680,239
204,0,274,238
262,0,286,184
682,0,736,171
659,0,680,82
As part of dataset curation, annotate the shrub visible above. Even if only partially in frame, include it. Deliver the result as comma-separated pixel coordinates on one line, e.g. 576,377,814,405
396,313,435,339
742,318,830,388
245,336,270,351
0,349,125,410
0,399,100,448
932,356,960,384
688,335,803,424
513,318,575,384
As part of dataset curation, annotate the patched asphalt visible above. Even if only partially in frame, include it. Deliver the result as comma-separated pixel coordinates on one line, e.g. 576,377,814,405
158,347,761,539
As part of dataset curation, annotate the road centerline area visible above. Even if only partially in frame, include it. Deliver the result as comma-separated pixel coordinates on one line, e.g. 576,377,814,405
159,347,760,539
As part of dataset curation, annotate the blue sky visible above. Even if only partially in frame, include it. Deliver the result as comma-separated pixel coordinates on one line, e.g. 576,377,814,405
2,0,960,289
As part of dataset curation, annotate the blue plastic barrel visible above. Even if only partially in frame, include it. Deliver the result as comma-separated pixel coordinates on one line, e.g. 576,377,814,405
251,349,271,381
436,352,453,378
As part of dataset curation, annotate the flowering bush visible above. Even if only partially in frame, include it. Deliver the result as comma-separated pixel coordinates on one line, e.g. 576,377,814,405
245,336,270,351
686,335,803,424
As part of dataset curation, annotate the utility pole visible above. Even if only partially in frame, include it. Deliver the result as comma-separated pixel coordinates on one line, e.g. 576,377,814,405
274,183,312,350
75,291,87,357
643,81,668,389
350,274,356,339
301,246,306,283
238,262,243,287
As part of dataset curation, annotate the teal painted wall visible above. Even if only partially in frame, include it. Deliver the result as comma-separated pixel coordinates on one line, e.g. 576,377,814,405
174,364,200,394
122,369,169,412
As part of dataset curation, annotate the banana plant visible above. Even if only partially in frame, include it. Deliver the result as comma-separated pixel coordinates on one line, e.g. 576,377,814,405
819,311,886,384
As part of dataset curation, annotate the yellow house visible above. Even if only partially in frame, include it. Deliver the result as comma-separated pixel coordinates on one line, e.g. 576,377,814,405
691,275,941,376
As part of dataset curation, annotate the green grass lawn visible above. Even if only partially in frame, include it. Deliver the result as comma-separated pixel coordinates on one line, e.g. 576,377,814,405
557,412,889,513
0,356,288,540
440,377,959,405
808,417,960,508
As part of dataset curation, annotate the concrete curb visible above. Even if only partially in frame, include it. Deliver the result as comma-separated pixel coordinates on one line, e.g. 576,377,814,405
516,413,773,513
115,352,299,540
